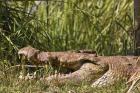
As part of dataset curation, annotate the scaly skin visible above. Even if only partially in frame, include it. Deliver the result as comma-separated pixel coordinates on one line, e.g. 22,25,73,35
91,56,138,87
18,46,139,87
45,63,106,86
18,46,98,70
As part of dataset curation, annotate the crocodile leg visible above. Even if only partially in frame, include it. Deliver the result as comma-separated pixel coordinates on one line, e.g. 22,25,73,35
42,63,107,86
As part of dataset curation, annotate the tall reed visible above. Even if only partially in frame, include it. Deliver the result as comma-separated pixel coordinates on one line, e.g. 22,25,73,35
0,0,133,62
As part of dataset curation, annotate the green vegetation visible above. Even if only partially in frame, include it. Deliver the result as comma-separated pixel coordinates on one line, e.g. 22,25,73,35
0,0,136,93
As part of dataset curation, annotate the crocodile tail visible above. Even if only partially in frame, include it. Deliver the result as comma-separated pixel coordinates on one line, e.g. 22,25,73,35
42,63,105,86
44,70,88,86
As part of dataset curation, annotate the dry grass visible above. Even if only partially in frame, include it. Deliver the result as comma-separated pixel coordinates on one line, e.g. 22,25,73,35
0,60,136,93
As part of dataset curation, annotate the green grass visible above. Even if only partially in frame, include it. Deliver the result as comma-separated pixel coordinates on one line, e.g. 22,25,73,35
0,70,127,93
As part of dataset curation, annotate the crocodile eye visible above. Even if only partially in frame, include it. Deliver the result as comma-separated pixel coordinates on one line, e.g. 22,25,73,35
127,63,132,66
127,63,133,69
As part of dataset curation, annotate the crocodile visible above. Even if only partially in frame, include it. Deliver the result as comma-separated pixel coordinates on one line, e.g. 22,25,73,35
18,46,140,87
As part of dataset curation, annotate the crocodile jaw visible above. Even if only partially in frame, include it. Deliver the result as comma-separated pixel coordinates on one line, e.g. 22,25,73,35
18,46,39,61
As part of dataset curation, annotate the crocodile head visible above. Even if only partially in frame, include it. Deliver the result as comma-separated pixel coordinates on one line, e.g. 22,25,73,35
18,46,40,62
